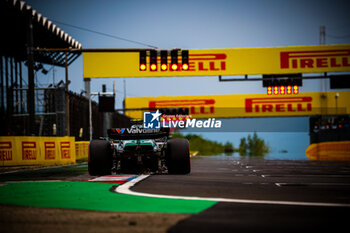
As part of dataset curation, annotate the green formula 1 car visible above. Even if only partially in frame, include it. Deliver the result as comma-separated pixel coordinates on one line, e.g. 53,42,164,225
88,125,190,175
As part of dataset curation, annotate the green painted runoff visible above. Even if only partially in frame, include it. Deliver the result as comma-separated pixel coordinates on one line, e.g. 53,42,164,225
0,181,216,214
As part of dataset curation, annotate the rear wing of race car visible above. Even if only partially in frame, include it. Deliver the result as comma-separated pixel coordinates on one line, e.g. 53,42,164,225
107,127,170,140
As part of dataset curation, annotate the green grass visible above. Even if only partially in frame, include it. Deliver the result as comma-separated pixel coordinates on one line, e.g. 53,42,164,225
0,181,216,214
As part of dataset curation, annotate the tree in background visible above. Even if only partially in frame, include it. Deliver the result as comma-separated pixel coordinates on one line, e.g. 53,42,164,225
239,132,270,156
171,132,269,156
171,132,234,155
238,137,247,155
224,141,234,153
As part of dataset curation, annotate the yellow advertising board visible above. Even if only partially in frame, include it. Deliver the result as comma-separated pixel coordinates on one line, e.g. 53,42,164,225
125,91,350,119
0,136,76,166
83,44,350,78
306,141,350,161
75,141,89,160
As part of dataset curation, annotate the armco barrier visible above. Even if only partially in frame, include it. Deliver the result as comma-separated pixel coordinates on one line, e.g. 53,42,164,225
75,141,89,160
0,136,76,166
305,141,350,161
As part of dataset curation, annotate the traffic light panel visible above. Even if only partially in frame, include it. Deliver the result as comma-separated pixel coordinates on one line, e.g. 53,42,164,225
182,50,189,71
263,74,302,95
139,49,188,72
160,50,168,71
150,50,157,71
139,51,147,71
171,50,178,71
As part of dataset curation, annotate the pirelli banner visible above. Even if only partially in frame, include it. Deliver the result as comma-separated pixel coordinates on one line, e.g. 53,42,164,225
83,44,350,78
75,141,89,160
125,91,350,119
0,137,76,166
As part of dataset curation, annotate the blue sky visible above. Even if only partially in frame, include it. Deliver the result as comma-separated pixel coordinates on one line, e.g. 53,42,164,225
25,0,350,159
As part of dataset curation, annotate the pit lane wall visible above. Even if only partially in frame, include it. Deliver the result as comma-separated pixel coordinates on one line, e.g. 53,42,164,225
305,141,350,161
0,137,78,166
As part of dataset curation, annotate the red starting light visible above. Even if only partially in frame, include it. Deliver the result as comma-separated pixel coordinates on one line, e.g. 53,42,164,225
280,86,286,95
150,64,157,71
182,50,189,71
273,86,279,95
150,50,157,71
287,85,292,95
171,50,178,71
139,64,146,71
160,50,168,71
161,64,167,71
182,63,189,71
293,85,299,94
139,51,147,71
267,86,272,95
171,64,178,71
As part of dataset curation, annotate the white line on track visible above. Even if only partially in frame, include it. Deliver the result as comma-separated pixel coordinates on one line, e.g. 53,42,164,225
262,174,350,178
275,182,350,187
115,175,350,208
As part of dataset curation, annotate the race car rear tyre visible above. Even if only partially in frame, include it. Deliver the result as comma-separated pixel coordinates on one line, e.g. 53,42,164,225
88,139,113,176
166,138,191,174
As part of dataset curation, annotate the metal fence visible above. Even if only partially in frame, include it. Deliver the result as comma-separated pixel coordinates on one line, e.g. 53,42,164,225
0,85,130,140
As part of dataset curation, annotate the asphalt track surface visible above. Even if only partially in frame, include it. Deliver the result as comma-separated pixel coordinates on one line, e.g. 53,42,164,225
1,156,350,233
132,156,350,233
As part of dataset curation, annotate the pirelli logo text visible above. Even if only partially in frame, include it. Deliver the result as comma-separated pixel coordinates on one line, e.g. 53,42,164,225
0,142,13,161
22,141,37,160
60,142,71,159
280,49,350,69
44,142,56,160
149,99,215,115
245,97,312,113
187,54,226,72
